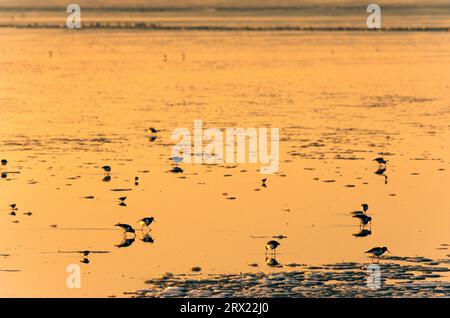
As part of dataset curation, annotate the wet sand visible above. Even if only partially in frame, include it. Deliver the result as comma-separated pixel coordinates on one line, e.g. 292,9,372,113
133,259,450,298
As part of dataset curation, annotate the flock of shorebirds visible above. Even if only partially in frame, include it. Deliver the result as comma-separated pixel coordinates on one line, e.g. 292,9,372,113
101,164,157,244
3,153,391,266
264,157,391,264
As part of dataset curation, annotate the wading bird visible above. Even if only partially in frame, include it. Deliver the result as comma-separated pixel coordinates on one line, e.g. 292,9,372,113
265,240,280,255
353,214,372,227
115,223,136,238
102,165,111,175
373,157,387,166
365,246,390,262
138,217,155,231
1,159,7,166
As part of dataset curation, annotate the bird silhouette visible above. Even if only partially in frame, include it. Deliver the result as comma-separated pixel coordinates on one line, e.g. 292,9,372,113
138,217,155,231
102,165,111,175
365,246,390,262
115,223,136,238
265,240,280,255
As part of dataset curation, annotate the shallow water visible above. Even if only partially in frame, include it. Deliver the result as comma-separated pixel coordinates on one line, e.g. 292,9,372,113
0,20,450,297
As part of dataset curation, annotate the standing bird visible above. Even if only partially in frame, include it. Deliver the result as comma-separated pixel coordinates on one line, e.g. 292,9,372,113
10,204,17,210
1,159,7,166
148,127,158,134
265,240,280,255
353,214,372,227
102,165,111,175
365,247,390,261
115,223,136,238
373,157,387,166
138,217,155,231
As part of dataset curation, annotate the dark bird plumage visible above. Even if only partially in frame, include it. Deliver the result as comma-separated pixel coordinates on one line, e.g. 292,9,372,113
102,165,111,173
266,240,280,253
365,246,390,257
373,157,387,165
115,223,135,234
138,217,155,227
353,214,372,225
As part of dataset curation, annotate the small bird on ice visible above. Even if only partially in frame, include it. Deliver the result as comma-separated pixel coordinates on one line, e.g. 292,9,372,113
265,240,280,255
365,246,390,260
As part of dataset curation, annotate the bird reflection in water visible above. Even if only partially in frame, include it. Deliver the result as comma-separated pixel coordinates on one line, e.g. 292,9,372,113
102,175,111,182
353,229,372,237
115,237,136,248
265,256,282,268
140,232,155,244
374,166,388,184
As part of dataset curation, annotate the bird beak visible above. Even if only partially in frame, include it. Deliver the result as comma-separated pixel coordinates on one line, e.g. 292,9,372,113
387,249,391,253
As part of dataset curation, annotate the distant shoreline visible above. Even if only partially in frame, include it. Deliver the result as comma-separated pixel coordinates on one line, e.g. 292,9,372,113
1,23,449,32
